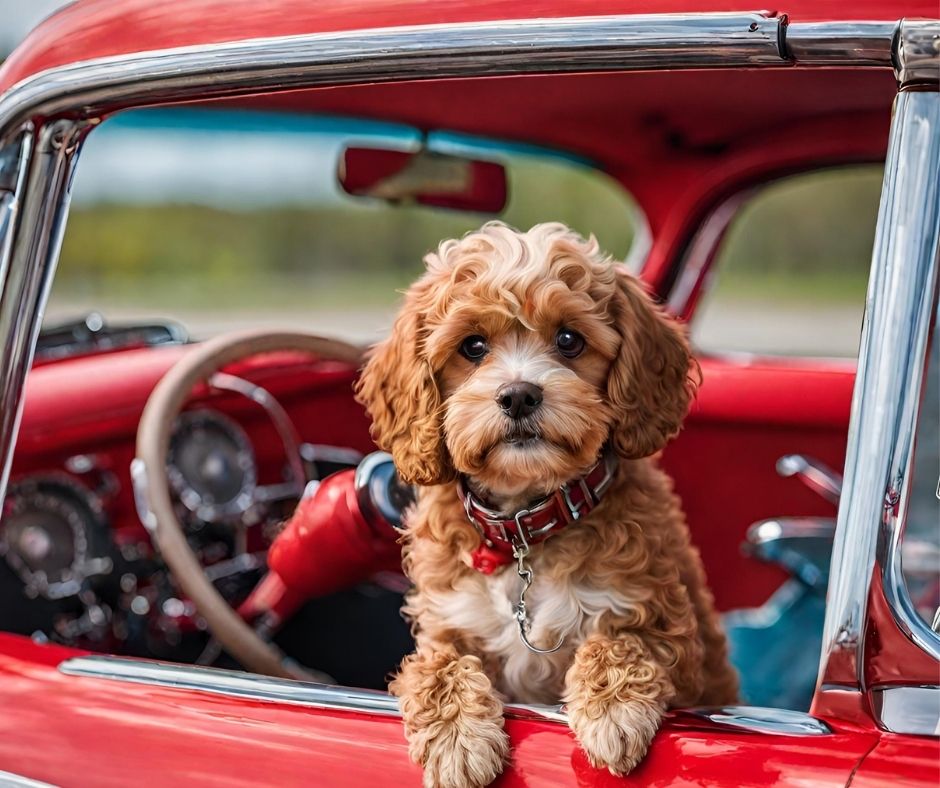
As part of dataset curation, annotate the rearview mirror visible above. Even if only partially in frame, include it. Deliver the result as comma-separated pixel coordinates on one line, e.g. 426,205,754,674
338,147,507,213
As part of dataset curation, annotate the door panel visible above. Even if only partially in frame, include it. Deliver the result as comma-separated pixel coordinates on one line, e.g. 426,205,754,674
0,635,874,788
851,735,940,788
661,355,855,611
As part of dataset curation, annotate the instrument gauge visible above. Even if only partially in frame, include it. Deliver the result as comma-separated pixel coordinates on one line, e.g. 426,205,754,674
167,410,257,522
0,475,111,600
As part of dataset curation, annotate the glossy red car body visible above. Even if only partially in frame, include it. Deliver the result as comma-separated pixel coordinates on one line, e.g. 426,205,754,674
0,1,937,786
0,631,886,788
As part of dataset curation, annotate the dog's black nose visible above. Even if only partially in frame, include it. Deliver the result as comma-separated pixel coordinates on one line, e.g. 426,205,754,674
496,382,543,419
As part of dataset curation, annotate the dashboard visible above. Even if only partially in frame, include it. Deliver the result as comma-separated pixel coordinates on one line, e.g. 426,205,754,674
0,343,375,662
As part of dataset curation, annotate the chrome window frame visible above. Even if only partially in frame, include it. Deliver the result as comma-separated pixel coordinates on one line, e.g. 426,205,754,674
818,84,940,670
876,92,940,663
0,10,934,725
814,79,940,734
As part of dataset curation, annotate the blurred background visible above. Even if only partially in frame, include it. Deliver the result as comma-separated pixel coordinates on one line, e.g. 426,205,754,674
3,1,879,355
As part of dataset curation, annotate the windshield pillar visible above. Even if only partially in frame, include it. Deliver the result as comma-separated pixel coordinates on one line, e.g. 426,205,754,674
814,86,940,723
0,119,87,508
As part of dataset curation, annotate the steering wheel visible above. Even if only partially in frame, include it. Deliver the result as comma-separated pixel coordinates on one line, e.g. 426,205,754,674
134,329,363,680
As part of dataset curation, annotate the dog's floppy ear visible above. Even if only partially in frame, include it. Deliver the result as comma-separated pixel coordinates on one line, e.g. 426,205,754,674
606,268,699,459
354,278,454,486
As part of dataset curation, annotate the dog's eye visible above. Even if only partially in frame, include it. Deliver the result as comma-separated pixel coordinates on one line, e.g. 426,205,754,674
459,335,489,362
555,328,585,359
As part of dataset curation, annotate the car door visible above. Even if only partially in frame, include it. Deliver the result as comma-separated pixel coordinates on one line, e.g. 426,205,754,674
0,635,876,788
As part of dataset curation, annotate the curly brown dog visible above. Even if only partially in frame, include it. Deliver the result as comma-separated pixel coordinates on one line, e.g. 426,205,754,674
355,222,738,788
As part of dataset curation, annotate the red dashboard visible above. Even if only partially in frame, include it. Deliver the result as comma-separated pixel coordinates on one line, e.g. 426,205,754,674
1,344,374,657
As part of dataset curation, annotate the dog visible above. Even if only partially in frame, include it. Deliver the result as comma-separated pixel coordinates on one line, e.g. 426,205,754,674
355,222,738,788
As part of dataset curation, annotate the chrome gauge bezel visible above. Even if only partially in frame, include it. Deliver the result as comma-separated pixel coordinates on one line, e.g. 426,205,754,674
166,409,257,523
0,473,110,599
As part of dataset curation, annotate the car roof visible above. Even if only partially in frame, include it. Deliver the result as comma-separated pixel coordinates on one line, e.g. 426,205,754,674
0,0,935,93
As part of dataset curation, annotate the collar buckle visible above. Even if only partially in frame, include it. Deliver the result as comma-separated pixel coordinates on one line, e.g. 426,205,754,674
462,446,617,571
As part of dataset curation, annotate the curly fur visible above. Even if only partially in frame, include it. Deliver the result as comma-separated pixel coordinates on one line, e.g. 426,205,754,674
356,222,737,787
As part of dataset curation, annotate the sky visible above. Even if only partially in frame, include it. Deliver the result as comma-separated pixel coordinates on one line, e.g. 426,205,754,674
0,0,70,55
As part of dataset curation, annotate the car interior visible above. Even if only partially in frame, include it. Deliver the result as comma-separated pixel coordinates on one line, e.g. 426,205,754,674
1,66,937,714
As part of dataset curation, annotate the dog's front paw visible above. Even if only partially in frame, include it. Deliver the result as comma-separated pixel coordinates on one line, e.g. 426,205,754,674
564,634,673,775
568,698,661,775
419,716,508,788
394,649,508,788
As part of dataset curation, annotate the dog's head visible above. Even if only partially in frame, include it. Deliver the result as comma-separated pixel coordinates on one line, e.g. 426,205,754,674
355,222,697,498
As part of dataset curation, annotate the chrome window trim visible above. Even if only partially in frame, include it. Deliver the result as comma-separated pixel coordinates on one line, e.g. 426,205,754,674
58,655,569,723
0,13,787,140
784,21,898,65
672,706,832,736
817,89,940,695
872,685,940,736
876,90,940,662
0,772,58,788
896,20,940,89
58,655,832,735
665,187,754,317
0,120,86,510
0,15,929,707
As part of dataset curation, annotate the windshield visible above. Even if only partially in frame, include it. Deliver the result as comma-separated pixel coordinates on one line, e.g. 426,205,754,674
47,108,642,345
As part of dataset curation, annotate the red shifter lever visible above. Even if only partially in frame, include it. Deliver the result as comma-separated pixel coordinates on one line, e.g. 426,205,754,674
238,452,412,628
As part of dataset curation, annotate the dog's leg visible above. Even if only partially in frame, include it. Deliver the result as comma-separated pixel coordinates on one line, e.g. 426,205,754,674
678,547,740,705
564,633,675,776
391,642,509,788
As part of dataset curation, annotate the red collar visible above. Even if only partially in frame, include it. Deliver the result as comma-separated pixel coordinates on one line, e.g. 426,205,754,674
459,449,617,574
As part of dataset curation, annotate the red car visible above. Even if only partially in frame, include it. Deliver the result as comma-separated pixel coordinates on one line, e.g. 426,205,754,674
0,1,937,786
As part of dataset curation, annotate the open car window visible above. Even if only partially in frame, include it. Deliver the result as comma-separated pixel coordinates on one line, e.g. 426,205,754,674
48,108,641,344
691,166,883,358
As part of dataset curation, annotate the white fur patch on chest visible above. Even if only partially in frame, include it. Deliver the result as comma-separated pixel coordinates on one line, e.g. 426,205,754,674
424,557,644,704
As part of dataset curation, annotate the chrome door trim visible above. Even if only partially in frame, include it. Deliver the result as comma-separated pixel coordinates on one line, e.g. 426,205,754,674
58,654,569,722
817,89,940,694
872,685,940,736
672,706,832,736
61,655,402,717
59,655,832,735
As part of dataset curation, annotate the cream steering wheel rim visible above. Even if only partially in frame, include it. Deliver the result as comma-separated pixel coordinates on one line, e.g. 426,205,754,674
135,329,364,679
